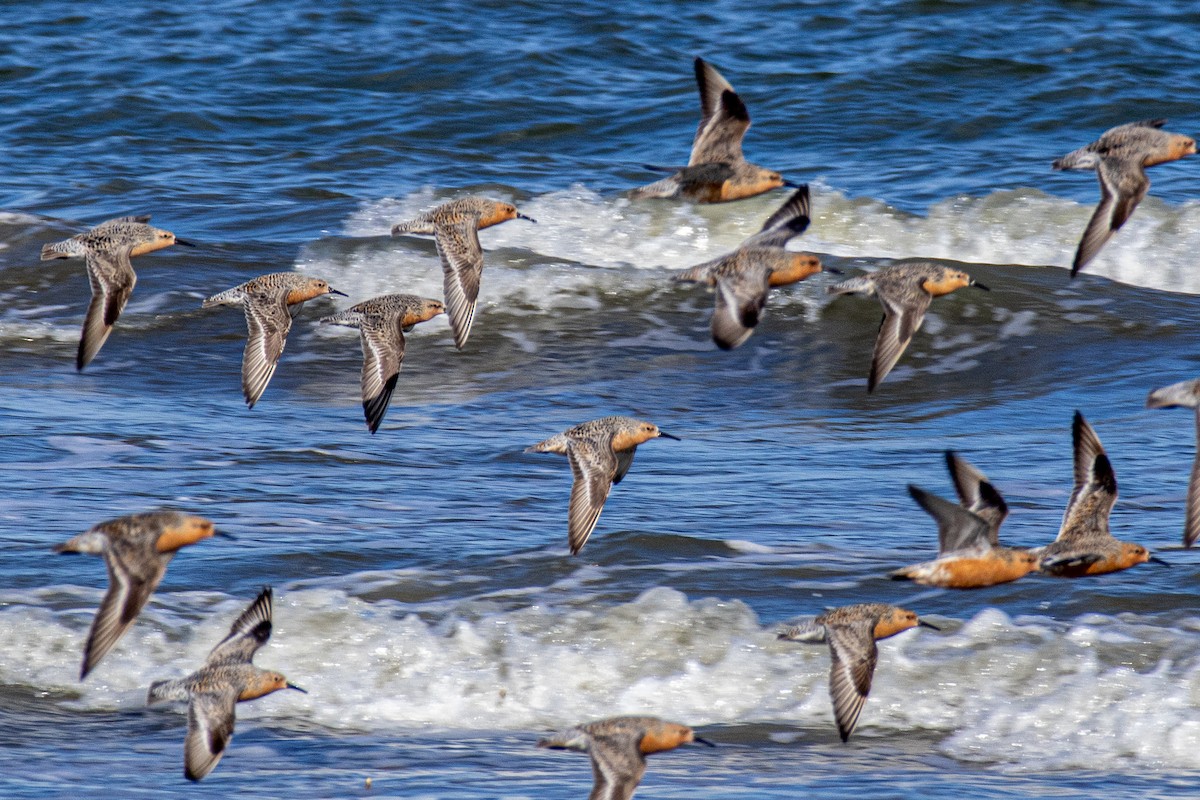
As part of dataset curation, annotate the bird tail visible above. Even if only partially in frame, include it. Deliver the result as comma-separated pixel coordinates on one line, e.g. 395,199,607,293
147,678,189,705
525,434,570,455
201,287,244,309
319,309,364,328
825,275,874,297
41,240,82,260
628,176,681,200
1051,146,1099,171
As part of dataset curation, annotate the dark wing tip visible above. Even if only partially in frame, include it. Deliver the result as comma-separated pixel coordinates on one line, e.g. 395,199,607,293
720,88,749,122
1093,452,1118,494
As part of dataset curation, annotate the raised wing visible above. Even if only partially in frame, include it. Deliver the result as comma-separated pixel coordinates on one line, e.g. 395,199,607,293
689,58,749,166
207,587,273,665
907,484,992,556
1057,411,1118,541
744,185,811,249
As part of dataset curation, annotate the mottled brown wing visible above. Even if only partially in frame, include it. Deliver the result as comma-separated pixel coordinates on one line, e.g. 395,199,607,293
690,58,749,166
184,688,239,781
710,268,770,350
240,290,293,408
588,732,647,800
868,289,931,392
826,619,879,742
358,316,405,434
1057,412,1118,541
78,248,136,369
1071,159,1148,276
80,545,166,679
435,221,484,350
565,438,618,555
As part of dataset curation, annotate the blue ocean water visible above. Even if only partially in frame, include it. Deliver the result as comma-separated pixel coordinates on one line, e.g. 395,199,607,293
4,0,1200,796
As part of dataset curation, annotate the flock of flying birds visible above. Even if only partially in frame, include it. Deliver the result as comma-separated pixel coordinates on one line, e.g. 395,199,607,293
37,56,1200,794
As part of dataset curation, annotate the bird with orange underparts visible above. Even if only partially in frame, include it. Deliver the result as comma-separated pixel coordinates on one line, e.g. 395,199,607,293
892,480,1038,589
203,272,345,408
40,215,195,370
630,57,796,203
827,262,989,392
1146,378,1200,547
1052,119,1195,277
147,587,305,782
319,293,445,433
390,196,535,350
526,416,679,555
53,510,230,680
1038,411,1169,577
778,603,939,742
537,715,713,800
673,185,831,349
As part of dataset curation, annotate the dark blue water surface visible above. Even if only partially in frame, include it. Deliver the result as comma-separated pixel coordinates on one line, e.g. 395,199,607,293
4,1,1200,797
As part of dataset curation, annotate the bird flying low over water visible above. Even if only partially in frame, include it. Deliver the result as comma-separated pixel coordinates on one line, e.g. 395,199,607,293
391,196,535,351
40,215,194,370
893,477,1038,589
53,510,229,680
320,293,445,433
630,57,795,203
1038,411,1168,576
827,263,988,392
526,416,678,555
673,185,831,349
1052,119,1195,277
538,715,713,800
203,272,345,408
778,603,939,742
147,587,305,782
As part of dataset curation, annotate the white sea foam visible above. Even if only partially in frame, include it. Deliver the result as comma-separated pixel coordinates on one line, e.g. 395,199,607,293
5,586,1200,769
327,186,1200,309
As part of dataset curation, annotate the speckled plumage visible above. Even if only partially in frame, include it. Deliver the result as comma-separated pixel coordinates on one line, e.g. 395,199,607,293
53,509,222,679
147,587,304,782
1038,412,1158,576
526,416,678,555
778,603,937,742
40,215,192,370
1052,119,1196,276
537,715,710,800
827,262,987,392
674,185,825,349
320,293,444,433
630,58,790,203
391,196,534,350
1146,378,1200,548
203,272,344,408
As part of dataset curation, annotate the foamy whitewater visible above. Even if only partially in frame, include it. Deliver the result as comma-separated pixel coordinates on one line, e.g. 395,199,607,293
5,0,1200,797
